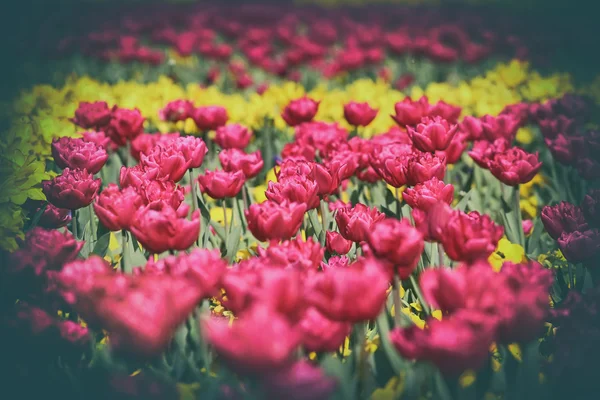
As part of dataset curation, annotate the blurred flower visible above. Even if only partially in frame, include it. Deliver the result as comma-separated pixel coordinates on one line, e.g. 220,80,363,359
215,123,252,149
343,101,378,127
191,106,228,131
106,107,145,146
282,97,319,127
307,257,389,322
204,304,300,375
541,202,588,240
262,360,338,400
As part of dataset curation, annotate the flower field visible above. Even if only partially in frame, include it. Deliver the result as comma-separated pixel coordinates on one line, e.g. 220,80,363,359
2,1,600,399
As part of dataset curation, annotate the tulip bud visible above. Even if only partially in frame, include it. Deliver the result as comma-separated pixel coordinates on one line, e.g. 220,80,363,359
215,123,252,149
343,101,378,127
191,106,228,131
326,231,353,255
159,99,195,122
72,101,112,129
558,229,600,263
282,97,319,127
441,211,504,263
106,106,145,146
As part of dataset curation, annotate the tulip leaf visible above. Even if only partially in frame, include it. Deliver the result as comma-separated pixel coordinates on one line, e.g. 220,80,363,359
375,311,406,375
455,189,472,212
131,235,141,253
225,224,242,262
380,206,397,219
92,232,111,257
320,354,356,400
25,202,47,232
526,217,543,256
307,209,322,240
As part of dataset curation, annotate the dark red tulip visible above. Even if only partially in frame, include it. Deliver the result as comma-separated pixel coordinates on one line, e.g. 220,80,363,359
343,101,378,127
42,168,101,210
282,97,320,127
51,137,108,174
541,202,588,240
192,106,228,131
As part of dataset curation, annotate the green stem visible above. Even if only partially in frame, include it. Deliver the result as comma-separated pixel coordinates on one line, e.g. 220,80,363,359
514,185,524,246
222,201,228,235
395,186,402,219
437,243,444,267
319,200,328,245
71,210,78,240
88,204,96,253
392,275,403,328
410,274,430,314
242,183,249,211
121,230,131,274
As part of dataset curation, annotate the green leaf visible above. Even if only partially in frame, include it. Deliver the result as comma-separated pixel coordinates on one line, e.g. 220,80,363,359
25,202,47,231
380,206,397,219
320,354,356,400
526,217,544,256
92,233,111,257
455,189,472,212
375,311,406,375
307,209,322,240
225,216,242,263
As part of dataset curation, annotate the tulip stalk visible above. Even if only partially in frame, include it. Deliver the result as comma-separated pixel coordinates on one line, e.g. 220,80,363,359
189,169,199,215
88,204,96,252
222,201,229,234
410,274,430,315
71,210,78,240
392,275,403,327
513,186,524,247
121,230,131,274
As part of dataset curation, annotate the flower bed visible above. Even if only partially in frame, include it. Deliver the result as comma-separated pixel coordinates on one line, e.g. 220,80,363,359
2,2,600,400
